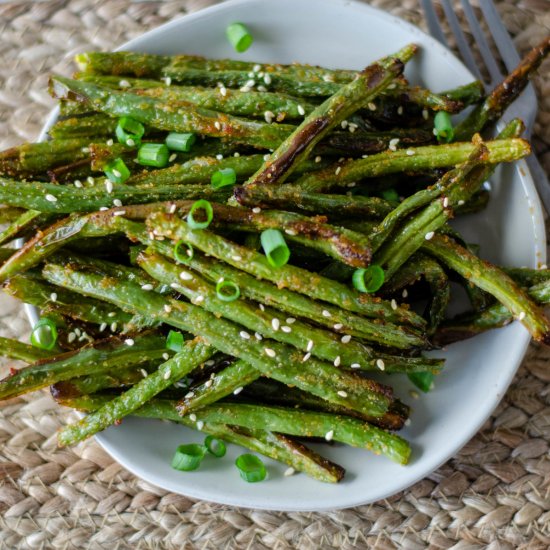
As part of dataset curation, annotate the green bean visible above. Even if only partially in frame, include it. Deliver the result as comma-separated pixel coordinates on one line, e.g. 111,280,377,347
0,336,55,363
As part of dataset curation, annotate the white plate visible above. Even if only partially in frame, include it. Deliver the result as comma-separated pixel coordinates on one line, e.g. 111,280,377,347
31,0,545,511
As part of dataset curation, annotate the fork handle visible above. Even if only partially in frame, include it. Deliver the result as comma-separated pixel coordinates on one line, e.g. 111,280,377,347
526,154,550,216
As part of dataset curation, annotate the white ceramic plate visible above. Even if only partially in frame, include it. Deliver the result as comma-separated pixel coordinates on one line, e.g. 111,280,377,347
31,0,545,511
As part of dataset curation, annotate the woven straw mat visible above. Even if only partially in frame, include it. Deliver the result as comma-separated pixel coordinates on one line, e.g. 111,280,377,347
0,1,549,548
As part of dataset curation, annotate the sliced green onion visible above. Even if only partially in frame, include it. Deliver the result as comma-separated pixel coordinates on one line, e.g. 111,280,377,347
226,22,253,53
115,116,144,147
187,199,213,230
408,371,435,393
260,229,290,268
215,280,240,302
166,330,184,352
30,318,58,351
352,265,385,293
104,157,130,184
235,453,266,482
211,168,237,189
166,132,196,152
434,111,454,143
137,143,169,167
381,188,400,203
174,240,194,264
171,443,206,471
204,435,226,458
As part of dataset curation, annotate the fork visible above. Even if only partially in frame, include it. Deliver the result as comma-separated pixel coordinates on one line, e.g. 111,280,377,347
421,0,550,213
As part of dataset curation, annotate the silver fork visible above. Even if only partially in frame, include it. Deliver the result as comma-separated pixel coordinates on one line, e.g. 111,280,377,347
421,0,550,212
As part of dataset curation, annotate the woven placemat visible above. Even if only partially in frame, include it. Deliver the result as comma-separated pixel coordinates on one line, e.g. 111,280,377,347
0,1,549,548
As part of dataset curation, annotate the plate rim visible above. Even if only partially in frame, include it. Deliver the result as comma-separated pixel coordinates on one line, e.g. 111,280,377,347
27,0,546,511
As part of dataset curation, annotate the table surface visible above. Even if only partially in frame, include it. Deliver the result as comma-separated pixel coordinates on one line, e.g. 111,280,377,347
0,1,549,548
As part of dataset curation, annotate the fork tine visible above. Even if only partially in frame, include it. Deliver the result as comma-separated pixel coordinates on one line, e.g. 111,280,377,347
439,0,483,81
460,0,502,86
478,1,521,71
420,0,449,48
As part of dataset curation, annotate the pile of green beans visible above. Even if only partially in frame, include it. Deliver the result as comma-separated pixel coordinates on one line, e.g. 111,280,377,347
0,39,549,483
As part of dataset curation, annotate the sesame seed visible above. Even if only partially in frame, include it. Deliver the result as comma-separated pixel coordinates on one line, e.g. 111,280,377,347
315,156,322,163
284,228,297,235
348,123,358,133
252,207,261,214
194,295,204,304
389,138,399,151
391,299,397,310
204,380,213,388
126,138,135,147
113,210,126,216
214,121,221,130
458,200,465,206
168,203,177,214
322,310,331,318
233,386,243,395
518,311,526,321
334,356,341,367
110,322,117,332
106,139,114,146
253,64,261,72
297,105,305,116
333,323,343,330
141,369,148,378
196,421,204,431
162,353,170,360
50,292,57,302
284,467,295,477
341,120,348,129
125,338,135,346
254,332,263,340
337,390,348,397
263,74,271,85
263,154,270,161
220,86,227,96
45,194,57,202
264,110,274,123
248,71,255,78
99,323,107,332
402,289,408,298
323,74,334,82
404,418,412,426
87,177,95,185
397,106,404,115
169,153,177,162
240,331,251,340
163,369,171,380
302,352,311,362
425,231,435,241
119,80,131,88
179,271,193,281
67,332,76,343
74,180,83,188
113,199,122,207
232,255,242,262
351,363,361,369
216,154,223,160
164,77,172,86
325,430,334,441
234,152,240,157
376,359,385,371
281,326,292,333
239,85,252,92
257,85,267,92
185,391,195,398
341,335,351,344
406,149,415,156
245,79,255,88
141,283,153,291
112,169,121,178
443,197,449,208
190,414,197,422
163,305,172,313
409,390,419,399
264,348,276,358
335,166,342,175
259,304,265,312
74,328,81,337
306,340,314,352
271,318,280,331
367,102,377,111
286,318,296,324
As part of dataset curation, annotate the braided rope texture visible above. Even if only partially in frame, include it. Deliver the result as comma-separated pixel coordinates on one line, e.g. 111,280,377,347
0,1,549,548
